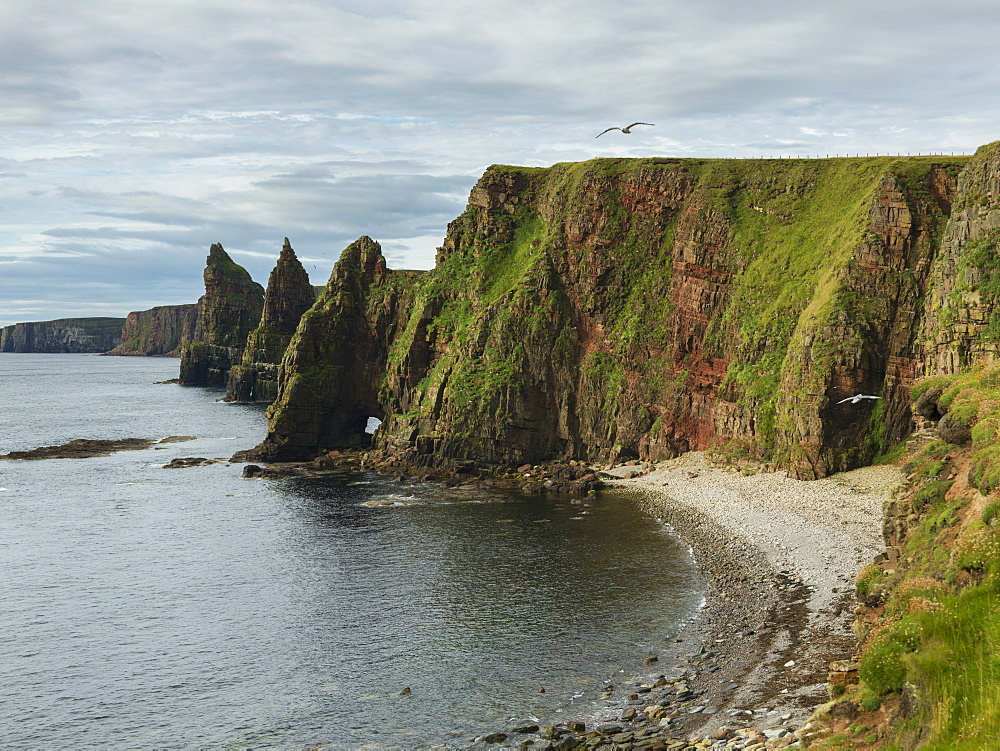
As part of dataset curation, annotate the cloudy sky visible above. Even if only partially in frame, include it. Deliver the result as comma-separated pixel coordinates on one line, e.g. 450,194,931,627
3,0,999,327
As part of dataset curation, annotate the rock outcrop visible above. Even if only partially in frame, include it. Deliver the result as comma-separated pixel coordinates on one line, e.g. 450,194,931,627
0,318,126,353
178,243,265,385
243,236,425,460
249,155,969,476
225,238,318,402
105,304,199,357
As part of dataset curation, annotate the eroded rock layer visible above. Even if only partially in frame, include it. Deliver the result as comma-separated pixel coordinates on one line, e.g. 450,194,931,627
244,236,425,460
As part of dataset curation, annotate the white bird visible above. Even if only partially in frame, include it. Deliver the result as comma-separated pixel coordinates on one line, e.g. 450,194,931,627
836,394,882,405
596,122,655,138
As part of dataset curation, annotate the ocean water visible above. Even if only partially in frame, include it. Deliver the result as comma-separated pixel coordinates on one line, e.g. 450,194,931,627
0,354,704,748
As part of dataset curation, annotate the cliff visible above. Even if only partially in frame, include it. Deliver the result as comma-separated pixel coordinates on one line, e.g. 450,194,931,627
105,304,199,357
250,155,967,475
245,236,425,460
0,317,125,353
810,142,1000,747
225,239,318,402
178,243,265,385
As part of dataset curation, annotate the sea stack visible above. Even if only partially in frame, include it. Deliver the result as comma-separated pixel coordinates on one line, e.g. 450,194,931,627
244,236,424,461
178,243,265,385
225,238,318,402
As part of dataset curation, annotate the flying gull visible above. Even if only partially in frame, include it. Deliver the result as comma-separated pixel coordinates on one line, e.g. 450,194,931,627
836,394,882,405
596,122,655,138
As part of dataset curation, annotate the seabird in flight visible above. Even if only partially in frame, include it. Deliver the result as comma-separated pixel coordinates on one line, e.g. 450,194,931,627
596,122,655,137
836,394,882,404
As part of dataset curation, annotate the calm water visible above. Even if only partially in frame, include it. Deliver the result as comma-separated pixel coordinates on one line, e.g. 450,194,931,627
0,354,704,748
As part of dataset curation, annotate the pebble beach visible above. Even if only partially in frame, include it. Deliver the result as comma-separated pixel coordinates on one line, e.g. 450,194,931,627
472,453,901,749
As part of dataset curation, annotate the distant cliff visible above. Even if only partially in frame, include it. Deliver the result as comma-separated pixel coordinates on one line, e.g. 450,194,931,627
179,243,265,385
249,153,972,476
225,239,318,402
0,318,125,353
105,304,199,357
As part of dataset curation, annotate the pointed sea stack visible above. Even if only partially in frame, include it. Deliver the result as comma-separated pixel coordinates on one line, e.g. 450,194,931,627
225,238,318,402
178,243,265,385
243,236,424,461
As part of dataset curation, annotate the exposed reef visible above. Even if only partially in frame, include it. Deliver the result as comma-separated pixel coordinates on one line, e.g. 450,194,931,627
0,435,197,460
178,243,265,385
1,438,155,459
0,317,125,353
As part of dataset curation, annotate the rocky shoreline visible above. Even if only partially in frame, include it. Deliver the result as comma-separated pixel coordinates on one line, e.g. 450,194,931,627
0,435,195,460
232,445,897,748
459,452,899,749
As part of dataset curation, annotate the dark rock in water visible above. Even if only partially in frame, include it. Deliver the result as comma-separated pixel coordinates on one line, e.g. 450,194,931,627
1,438,154,460
163,457,215,468
479,732,507,743
397,687,411,696
242,464,264,478
179,243,265,386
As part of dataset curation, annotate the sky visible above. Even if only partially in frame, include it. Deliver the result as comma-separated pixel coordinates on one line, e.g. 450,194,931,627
3,0,1000,327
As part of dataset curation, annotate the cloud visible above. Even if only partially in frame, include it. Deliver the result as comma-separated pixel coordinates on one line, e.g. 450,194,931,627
3,0,1000,326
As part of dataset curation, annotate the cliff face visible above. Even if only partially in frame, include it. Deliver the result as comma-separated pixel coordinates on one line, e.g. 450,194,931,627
105,304,199,357
918,141,1000,373
178,243,265,385
225,239,318,402
245,237,425,460
251,155,969,475
0,318,125,353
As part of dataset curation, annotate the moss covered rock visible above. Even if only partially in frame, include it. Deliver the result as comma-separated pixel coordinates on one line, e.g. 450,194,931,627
225,238,317,402
178,243,264,385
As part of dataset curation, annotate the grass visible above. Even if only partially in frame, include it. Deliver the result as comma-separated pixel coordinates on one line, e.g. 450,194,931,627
846,361,1000,747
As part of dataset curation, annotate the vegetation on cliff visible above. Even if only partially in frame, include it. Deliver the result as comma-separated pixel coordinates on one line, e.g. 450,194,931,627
799,142,1000,748
106,304,198,357
244,236,425,461
827,366,1000,748
349,155,964,476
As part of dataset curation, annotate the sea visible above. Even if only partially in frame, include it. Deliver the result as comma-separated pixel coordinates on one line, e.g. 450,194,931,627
0,354,704,749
